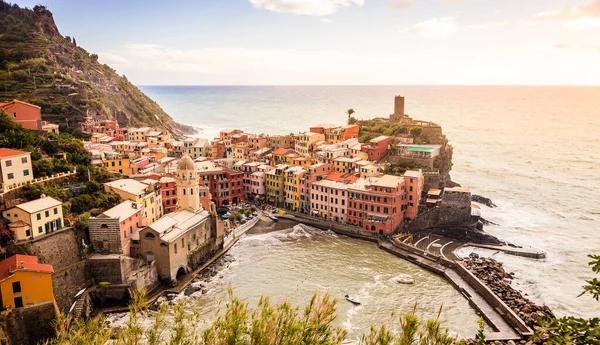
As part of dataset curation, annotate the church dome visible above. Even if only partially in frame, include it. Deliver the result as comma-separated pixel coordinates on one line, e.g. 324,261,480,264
177,155,195,171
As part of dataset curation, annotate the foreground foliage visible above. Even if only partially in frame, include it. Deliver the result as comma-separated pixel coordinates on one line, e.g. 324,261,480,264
44,289,466,345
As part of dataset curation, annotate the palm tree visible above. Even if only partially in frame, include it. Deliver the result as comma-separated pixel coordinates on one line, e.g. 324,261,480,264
347,108,355,120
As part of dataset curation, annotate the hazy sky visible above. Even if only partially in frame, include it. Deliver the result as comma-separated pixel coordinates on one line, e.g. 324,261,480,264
17,0,600,85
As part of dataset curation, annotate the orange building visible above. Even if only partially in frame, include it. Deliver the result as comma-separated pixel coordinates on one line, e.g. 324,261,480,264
0,100,42,131
0,255,54,309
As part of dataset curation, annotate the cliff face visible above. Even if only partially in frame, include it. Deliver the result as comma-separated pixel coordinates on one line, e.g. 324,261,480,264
0,2,194,137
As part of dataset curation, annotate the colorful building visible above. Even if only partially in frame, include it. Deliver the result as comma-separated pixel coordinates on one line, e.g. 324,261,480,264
0,148,33,189
0,100,42,131
0,255,54,309
284,166,305,211
310,179,349,222
265,164,289,206
88,200,142,255
104,179,163,225
295,132,325,156
362,136,391,162
2,196,64,241
403,170,424,220
347,175,407,235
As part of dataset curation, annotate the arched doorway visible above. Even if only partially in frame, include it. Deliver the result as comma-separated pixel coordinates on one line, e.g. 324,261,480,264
146,252,154,264
176,266,186,279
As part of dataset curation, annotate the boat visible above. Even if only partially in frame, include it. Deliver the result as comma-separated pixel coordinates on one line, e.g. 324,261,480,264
268,214,278,222
73,288,86,299
344,294,361,305
397,275,415,284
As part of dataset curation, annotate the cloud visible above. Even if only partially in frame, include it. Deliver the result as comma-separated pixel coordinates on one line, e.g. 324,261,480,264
97,52,129,65
467,21,507,29
553,42,572,50
533,0,600,21
400,17,459,38
387,0,414,10
248,0,364,17
320,18,334,24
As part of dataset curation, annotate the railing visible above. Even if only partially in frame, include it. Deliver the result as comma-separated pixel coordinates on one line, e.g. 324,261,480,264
1,168,77,194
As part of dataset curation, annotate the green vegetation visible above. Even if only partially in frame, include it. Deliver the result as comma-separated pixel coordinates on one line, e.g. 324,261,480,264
44,289,465,345
383,160,427,176
535,254,600,344
358,121,410,143
0,2,191,135
409,126,423,138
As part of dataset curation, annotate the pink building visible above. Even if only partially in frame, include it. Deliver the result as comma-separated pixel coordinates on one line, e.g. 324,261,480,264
246,171,266,197
88,200,142,255
114,128,129,141
362,136,391,162
130,156,151,175
403,170,424,220
160,176,177,213
310,179,349,222
299,163,333,211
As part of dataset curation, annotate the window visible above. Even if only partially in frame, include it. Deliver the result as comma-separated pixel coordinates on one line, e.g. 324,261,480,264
12,282,21,293
14,297,23,308
23,169,29,176
7,173,14,180
38,226,43,233
26,229,31,237
37,213,41,220
45,210,49,217
5,160,12,167
174,243,178,254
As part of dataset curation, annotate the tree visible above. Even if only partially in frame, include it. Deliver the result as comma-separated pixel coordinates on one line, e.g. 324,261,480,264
348,116,358,125
410,126,423,138
347,108,355,121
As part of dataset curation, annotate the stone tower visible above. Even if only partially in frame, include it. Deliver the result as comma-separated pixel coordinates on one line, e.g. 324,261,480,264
390,95,406,122
176,155,202,212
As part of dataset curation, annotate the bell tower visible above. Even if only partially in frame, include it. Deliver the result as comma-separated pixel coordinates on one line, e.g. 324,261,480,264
176,155,202,212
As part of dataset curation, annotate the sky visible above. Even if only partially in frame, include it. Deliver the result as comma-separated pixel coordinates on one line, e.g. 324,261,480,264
15,0,600,85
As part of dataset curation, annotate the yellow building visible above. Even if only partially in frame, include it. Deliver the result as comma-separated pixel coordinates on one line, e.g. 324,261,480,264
103,156,133,175
2,196,64,241
104,179,163,226
265,164,288,206
295,132,324,156
284,166,305,211
0,148,33,190
0,255,54,309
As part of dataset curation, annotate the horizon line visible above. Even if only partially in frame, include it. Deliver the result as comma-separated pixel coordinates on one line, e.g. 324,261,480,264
137,84,600,87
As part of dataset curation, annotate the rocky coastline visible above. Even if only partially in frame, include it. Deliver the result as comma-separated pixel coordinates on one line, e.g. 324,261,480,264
463,257,555,345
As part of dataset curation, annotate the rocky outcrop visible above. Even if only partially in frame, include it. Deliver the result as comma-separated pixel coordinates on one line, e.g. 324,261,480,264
472,194,498,208
411,226,503,244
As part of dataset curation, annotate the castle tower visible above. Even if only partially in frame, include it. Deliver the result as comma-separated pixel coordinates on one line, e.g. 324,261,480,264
176,155,202,212
394,95,405,116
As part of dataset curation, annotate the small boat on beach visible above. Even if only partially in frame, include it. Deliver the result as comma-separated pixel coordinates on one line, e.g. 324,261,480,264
344,294,361,305
397,275,415,284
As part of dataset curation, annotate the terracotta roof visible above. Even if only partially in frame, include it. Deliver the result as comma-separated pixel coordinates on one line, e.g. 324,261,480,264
0,255,53,282
272,148,292,155
0,148,28,158
0,99,41,109
325,171,358,183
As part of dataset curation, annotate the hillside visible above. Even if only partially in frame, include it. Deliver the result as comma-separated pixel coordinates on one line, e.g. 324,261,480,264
0,2,195,137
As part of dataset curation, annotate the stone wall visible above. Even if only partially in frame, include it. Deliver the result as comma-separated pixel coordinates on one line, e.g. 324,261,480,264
4,301,58,345
438,192,471,226
88,256,125,284
29,228,82,270
52,260,90,313
188,237,219,271
88,217,121,254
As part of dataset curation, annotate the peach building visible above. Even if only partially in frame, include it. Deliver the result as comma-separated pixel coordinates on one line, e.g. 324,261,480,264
403,170,424,220
88,200,142,255
0,100,42,131
2,196,64,241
